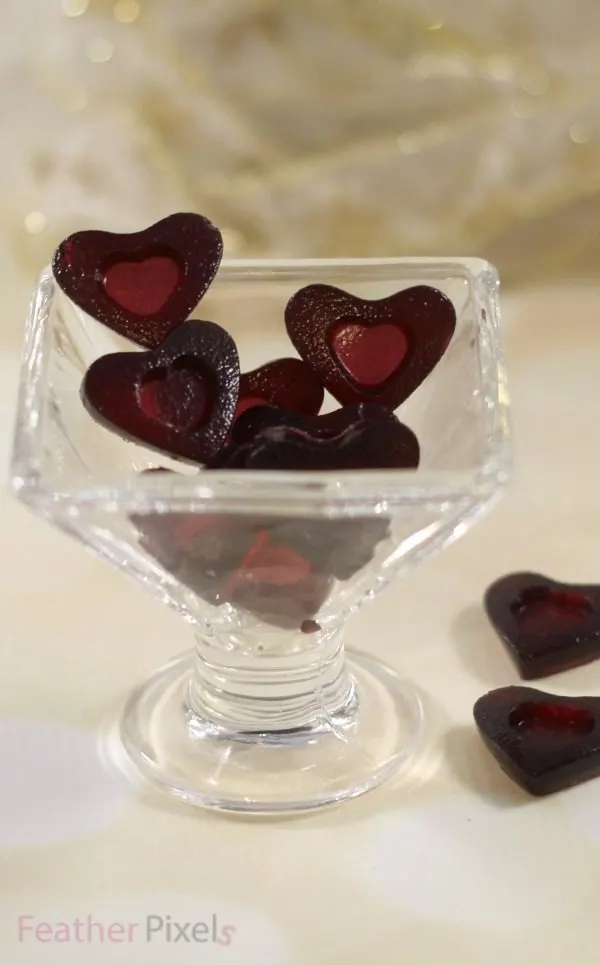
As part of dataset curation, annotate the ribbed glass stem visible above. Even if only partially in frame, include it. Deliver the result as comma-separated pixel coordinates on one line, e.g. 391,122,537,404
186,626,356,737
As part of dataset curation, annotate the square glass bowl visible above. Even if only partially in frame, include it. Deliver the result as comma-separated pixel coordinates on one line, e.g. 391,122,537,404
10,258,510,813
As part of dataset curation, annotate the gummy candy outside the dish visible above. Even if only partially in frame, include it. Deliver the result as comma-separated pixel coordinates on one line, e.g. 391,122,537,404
484,572,600,679
474,685,600,796
129,512,391,630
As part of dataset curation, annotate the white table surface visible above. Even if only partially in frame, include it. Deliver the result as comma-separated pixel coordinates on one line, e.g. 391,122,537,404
1,280,600,964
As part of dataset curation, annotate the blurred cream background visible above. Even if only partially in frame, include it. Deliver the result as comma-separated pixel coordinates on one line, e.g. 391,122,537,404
4,0,600,313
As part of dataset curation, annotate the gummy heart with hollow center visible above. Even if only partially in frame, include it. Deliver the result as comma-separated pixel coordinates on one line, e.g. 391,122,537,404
285,283,456,408
235,358,324,421
53,213,223,347
473,685,600,796
82,320,239,464
222,413,420,471
484,572,600,679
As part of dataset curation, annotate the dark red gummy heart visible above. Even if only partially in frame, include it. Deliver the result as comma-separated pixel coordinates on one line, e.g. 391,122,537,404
83,320,239,464
484,572,600,679
231,567,333,630
222,531,312,593
229,402,395,449
131,509,334,630
223,529,333,629
223,415,420,471
267,516,391,581
130,476,381,625
474,685,600,796
285,283,456,408
236,358,324,421
53,213,223,347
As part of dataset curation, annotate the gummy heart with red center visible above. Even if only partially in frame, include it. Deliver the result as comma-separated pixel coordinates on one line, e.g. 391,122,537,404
473,685,600,795
131,504,249,597
53,213,223,347
223,530,312,592
221,414,420,471
285,283,456,408
223,529,333,629
132,508,333,629
231,566,333,631
268,516,391,582
83,320,239,464
235,358,324,421
484,572,600,679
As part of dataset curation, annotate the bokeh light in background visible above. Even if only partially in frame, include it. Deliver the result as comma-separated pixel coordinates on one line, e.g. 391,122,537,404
4,0,600,295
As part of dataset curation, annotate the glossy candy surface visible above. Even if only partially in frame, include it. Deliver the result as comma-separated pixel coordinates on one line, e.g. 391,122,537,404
236,358,324,421
285,283,456,408
219,404,420,471
131,471,391,628
53,214,465,473
485,572,600,678
83,320,239,464
53,213,223,347
474,685,600,795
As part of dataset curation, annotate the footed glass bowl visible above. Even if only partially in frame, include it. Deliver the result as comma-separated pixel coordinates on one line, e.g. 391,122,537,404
10,258,510,813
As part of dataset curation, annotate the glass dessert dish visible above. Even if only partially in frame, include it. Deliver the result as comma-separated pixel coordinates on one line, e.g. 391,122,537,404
10,258,510,813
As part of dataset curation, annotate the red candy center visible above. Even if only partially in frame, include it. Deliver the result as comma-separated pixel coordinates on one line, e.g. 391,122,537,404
103,253,182,315
138,367,210,431
244,542,312,587
511,587,593,636
171,514,226,543
509,701,595,735
223,531,313,597
234,395,267,420
329,322,409,387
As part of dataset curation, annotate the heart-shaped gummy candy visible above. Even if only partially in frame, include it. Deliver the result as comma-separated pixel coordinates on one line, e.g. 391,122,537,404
53,213,223,347
474,685,600,795
221,412,420,471
236,358,324,421
83,320,239,464
219,528,334,630
229,402,401,448
266,516,391,582
285,283,456,409
132,505,333,629
484,572,600,679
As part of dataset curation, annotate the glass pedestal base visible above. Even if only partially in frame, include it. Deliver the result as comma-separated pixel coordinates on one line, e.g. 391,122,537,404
117,648,426,814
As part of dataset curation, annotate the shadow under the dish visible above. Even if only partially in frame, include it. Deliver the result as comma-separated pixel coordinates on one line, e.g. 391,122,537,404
451,603,516,687
445,725,530,807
